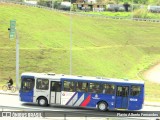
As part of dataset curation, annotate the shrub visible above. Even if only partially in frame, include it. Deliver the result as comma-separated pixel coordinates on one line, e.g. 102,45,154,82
133,4,141,10
133,8,150,18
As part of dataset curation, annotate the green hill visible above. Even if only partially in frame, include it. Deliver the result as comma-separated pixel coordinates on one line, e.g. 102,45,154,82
0,3,160,101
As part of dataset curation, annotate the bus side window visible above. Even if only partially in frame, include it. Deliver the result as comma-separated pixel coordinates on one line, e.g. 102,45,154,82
76,82,82,92
82,82,88,92
63,81,75,92
36,79,49,90
76,82,88,92
37,80,42,89
89,82,101,93
131,86,141,96
102,84,115,94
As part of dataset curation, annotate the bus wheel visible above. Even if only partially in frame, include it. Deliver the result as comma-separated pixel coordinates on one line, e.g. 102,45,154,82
97,101,108,111
38,97,48,106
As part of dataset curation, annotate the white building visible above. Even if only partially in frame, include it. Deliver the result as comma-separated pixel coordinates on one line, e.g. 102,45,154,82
148,5,160,12
84,0,97,4
24,0,37,5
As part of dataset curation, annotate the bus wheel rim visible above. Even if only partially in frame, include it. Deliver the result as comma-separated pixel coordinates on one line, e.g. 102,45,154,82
40,99,45,105
99,103,106,110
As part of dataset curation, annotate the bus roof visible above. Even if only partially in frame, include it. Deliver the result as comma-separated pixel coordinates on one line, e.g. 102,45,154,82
21,72,144,85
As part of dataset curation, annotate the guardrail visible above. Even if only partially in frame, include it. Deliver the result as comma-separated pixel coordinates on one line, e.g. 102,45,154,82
1,0,160,23
0,106,110,119
0,106,66,119
0,106,158,119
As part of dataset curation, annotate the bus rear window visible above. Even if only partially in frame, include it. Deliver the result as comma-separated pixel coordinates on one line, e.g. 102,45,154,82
131,86,141,96
21,78,35,92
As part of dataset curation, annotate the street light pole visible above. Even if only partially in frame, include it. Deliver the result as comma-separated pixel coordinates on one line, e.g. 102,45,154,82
8,20,19,90
69,1,72,75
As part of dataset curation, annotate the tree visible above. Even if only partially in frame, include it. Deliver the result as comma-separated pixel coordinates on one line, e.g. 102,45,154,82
148,0,160,4
133,0,148,4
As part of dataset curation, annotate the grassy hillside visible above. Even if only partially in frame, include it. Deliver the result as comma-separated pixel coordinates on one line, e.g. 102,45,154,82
0,3,160,101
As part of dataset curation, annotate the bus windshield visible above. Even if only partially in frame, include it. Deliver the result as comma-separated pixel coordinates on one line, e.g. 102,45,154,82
21,78,35,92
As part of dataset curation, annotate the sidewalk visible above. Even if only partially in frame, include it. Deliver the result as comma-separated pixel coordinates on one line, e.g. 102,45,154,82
0,90,160,107
0,90,19,95
144,102,160,107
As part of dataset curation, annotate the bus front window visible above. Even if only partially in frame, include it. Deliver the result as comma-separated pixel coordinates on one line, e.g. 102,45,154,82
21,78,35,92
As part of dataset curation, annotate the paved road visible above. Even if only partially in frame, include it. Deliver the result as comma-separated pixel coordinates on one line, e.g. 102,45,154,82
0,94,160,111
0,94,159,120
144,63,160,83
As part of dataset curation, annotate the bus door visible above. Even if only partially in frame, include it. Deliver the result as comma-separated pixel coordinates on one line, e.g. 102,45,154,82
128,85,143,110
115,86,129,109
50,81,61,104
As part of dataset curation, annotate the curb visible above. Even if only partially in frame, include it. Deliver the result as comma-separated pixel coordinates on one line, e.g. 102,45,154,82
0,91,19,96
144,103,160,107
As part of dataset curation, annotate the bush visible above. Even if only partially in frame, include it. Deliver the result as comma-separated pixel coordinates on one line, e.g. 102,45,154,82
133,8,149,18
37,0,52,7
72,4,77,11
133,4,141,10
54,1,61,9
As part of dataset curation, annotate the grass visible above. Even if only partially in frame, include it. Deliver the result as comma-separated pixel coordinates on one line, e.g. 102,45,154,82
0,3,160,102
79,10,160,19
80,11,132,18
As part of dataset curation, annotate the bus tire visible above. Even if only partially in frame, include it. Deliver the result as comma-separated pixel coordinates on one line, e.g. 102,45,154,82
97,101,108,111
38,97,48,106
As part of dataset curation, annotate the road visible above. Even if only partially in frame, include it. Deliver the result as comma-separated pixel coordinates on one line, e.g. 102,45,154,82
144,63,160,83
0,94,160,120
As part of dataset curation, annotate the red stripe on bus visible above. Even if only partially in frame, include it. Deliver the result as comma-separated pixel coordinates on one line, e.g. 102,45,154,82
80,94,91,107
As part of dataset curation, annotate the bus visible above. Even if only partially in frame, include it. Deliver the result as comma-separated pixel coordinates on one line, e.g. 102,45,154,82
19,72,144,111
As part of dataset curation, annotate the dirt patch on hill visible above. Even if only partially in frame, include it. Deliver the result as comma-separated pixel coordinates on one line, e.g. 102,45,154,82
143,64,160,83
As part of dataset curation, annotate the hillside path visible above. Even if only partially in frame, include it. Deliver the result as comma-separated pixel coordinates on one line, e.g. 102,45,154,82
144,63,160,83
